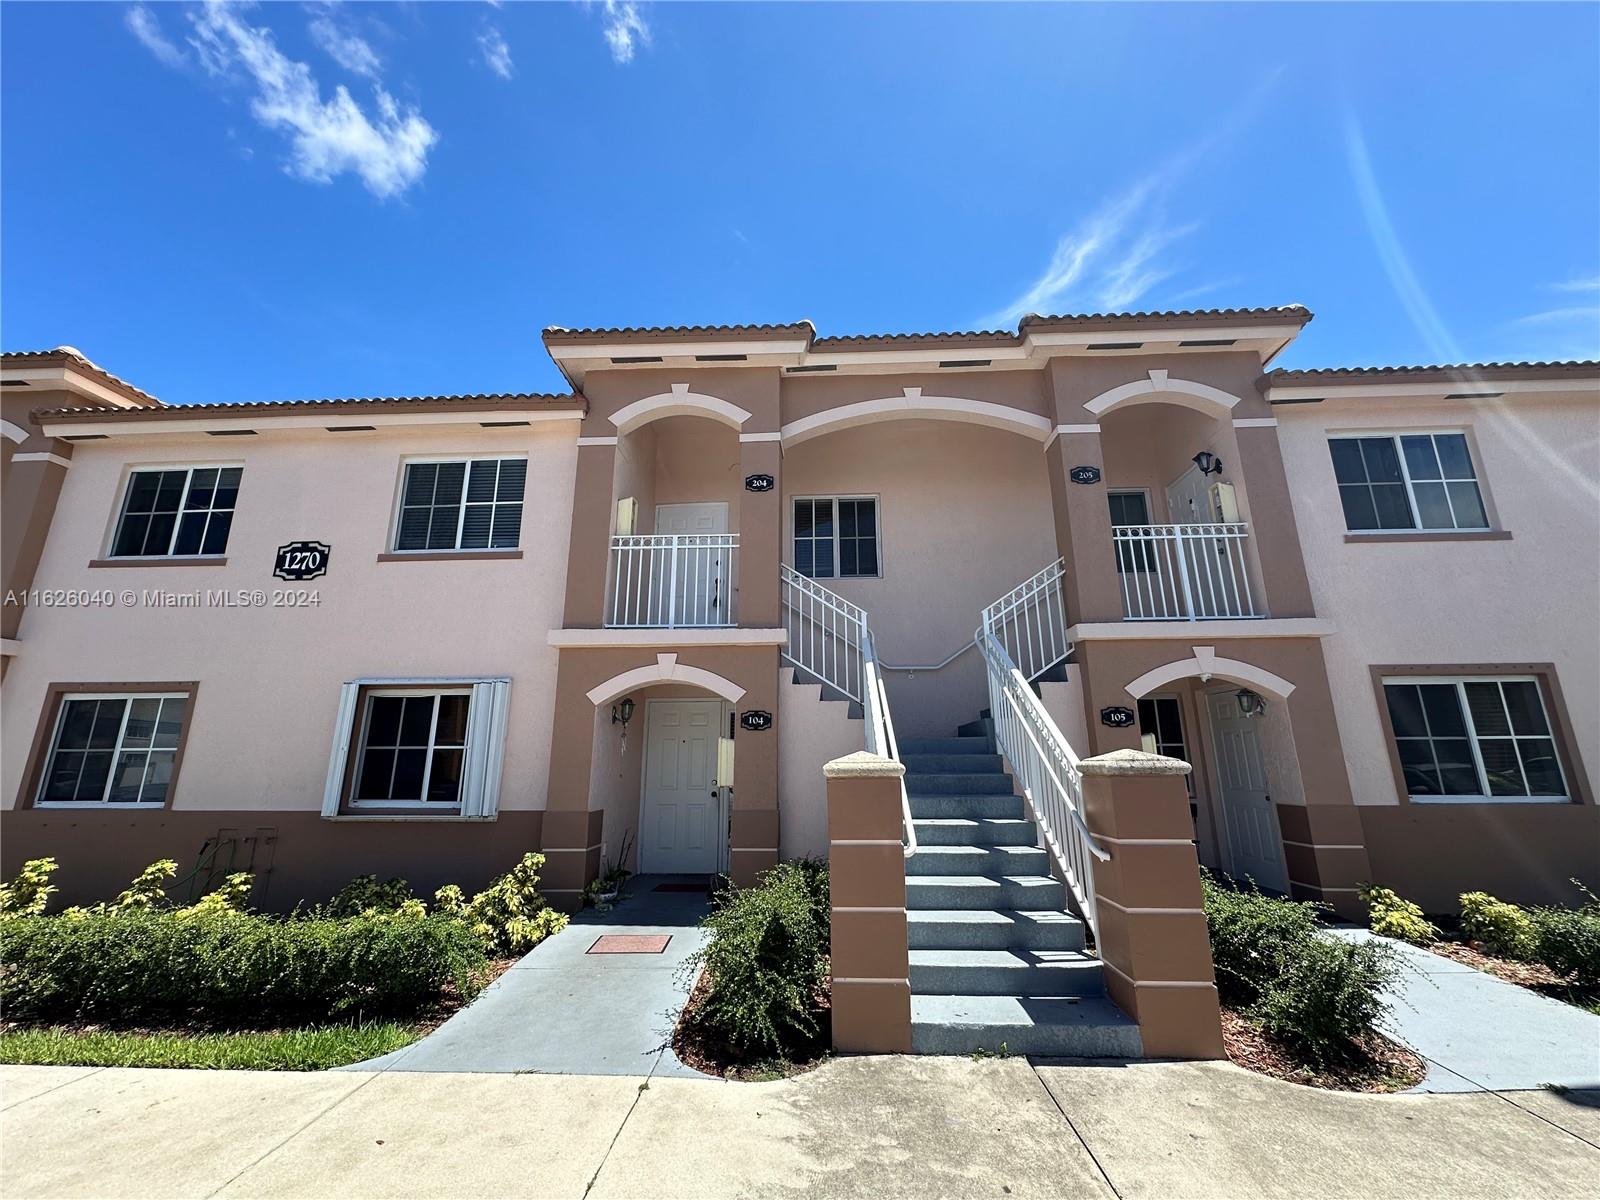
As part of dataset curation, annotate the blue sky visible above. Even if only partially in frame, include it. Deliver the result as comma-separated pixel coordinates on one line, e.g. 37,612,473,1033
3,2,1597,403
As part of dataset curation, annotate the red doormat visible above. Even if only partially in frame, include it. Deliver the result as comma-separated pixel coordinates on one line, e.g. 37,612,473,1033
653,882,709,893
587,934,671,955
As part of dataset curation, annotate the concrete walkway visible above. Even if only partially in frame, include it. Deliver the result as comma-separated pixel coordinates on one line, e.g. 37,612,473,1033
1329,928,1600,1093
3,1057,1596,1199
346,876,713,1078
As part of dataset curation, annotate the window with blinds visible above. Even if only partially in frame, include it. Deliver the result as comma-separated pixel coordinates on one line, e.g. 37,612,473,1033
794,496,879,579
394,457,526,552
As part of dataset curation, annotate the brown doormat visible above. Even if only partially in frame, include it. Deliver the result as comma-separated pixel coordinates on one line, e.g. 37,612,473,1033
653,882,710,893
587,934,672,955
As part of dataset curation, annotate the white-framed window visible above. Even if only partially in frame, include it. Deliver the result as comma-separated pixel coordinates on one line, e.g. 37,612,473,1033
1382,676,1568,802
1329,432,1489,532
111,466,241,557
37,693,189,806
393,457,526,552
793,496,879,579
1137,693,1194,798
352,690,471,806
1108,488,1153,572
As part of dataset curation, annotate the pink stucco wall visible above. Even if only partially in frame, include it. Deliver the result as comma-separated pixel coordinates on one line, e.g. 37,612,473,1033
1278,389,1600,807
2,423,579,813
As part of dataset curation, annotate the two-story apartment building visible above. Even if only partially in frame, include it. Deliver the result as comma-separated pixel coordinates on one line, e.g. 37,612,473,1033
3,313,1595,937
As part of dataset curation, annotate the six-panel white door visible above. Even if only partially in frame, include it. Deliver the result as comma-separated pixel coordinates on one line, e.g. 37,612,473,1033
640,698,724,874
1206,689,1290,893
655,503,731,626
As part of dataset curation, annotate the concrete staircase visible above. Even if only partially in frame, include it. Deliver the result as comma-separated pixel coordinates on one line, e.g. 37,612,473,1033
902,720,1141,1057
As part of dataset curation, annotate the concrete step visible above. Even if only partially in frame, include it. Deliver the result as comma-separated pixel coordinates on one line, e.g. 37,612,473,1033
906,844,1049,877
907,793,1026,820
904,773,1017,795
909,949,1105,997
908,908,1086,952
906,874,1065,911
901,737,994,757
902,753,1006,776
956,717,995,739
910,994,1142,1058
912,818,1039,847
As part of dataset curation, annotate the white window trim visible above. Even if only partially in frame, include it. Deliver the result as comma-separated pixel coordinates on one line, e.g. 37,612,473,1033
107,463,243,560
388,454,529,555
1331,430,1492,535
1383,674,1569,804
791,494,883,580
35,691,189,808
322,677,511,819
349,688,472,809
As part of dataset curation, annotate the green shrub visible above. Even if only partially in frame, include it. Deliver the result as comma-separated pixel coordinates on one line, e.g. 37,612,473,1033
114,860,177,911
1201,873,1401,1065
0,858,59,918
325,874,419,917
464,853,567,956
0,909,487,1026
1459,891,1536,960
1251,935,1398,1067
1528,886,1600,988
1359,883,1438,947
1201,872,1322,1006
683,862,829,1057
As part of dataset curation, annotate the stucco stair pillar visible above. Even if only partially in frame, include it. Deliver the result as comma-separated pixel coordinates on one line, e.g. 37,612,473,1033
736,437,782,628
1229,423,1316,619
561,440,618,628
1045,430,1123,624
542,650,604,911
1080,748,1225,1060
826,750,912,1054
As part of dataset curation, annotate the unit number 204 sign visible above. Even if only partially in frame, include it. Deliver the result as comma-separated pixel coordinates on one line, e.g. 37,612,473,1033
274,541,331,581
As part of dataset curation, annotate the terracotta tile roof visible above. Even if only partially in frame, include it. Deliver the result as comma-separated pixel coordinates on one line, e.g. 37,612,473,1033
543,322,815,345
35,392,585,424
811,330,1021,350
1021,305,1311,330
1,347,162,406
1268,360,1600,385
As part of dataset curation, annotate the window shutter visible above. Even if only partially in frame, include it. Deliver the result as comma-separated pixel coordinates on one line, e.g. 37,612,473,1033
460,679,511,819
321,682,362,817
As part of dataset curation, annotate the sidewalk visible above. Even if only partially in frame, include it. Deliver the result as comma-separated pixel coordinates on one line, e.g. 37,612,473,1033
346,877,712,1078
3,1056,1596,1199
1328,928,1600,1093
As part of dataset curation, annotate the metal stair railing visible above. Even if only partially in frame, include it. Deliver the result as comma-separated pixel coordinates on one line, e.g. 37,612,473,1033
862,630,916,860
780,563,867,704
979,558,1071,683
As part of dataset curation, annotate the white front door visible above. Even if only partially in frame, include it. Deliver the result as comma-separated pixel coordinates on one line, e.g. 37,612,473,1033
1205,689,1289,892
640,699,725,874
1165,464,1211,525
655,503,731,626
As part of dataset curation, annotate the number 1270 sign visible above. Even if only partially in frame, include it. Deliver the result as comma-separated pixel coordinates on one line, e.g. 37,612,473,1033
274,541,331,581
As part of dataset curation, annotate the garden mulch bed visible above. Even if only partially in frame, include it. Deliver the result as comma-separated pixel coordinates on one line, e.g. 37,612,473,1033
1220,1008,1425,1093
1427,939,1599,1013
671,972,831,1081
412,956,519,1034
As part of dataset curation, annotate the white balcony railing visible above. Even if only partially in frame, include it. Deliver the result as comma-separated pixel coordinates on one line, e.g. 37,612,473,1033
607,534,737,628
1111,523,1260,621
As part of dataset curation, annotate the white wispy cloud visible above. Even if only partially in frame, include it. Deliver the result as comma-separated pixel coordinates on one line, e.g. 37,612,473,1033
478,26,514,79
125,5,187,68
598,1,649,64
978,74,1280,328
1550,275,1600,294
1510,305,1600,327
307,6,382,81
179,1,436,199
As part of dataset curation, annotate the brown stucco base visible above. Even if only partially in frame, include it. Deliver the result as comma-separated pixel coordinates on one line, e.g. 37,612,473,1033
0,809,545,913
1357,803,1600,913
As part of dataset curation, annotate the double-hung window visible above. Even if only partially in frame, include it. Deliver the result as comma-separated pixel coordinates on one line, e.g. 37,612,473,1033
1382,677,1568,801
37,693,190,806
111,467,241,557
794,497,879,579
352,691,470,806
394,457,526,552
1329,433,1489,532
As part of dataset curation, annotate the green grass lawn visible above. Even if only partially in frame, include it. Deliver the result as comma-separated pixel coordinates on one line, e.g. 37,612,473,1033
0,1023,419,1070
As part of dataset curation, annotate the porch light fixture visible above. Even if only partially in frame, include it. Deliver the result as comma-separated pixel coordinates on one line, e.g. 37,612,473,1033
1235,688,1267,718
611,697,635,727
1193,450,1224,477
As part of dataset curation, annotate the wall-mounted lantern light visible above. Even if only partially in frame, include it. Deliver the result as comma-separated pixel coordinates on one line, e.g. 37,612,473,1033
1193,450,1224,477
1235,688,1267,718
611,697,635,727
